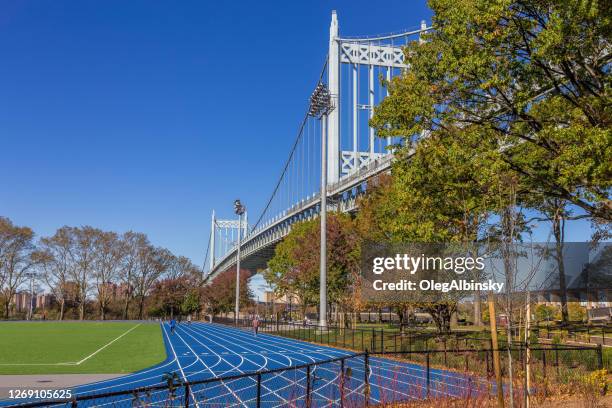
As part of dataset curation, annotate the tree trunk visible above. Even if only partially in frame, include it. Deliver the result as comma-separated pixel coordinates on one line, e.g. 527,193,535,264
397,306,406,334
553,208,569,323
59,299,65,321
474,291,482,326
79,303,85,320
122,297,130,320
138,296,145,320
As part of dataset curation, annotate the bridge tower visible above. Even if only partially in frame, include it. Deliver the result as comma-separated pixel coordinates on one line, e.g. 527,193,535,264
327,10,340,184
208,211,248,272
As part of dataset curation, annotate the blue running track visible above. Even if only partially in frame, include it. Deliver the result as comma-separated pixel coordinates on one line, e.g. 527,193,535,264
1,322,490,407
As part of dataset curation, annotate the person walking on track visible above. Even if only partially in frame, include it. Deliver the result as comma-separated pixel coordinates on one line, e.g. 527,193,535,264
252,315,260,336
170,318,176,334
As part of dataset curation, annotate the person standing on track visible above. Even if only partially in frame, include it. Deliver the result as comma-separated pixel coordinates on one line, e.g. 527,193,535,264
252,315,260,336
169,318,176,334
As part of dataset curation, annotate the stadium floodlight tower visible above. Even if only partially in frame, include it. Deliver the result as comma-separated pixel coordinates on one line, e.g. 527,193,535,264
24,272,37,321
233,199,246,325
308,81,335,329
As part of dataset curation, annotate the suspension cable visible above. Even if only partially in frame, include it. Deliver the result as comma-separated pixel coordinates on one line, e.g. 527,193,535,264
250,58,329,233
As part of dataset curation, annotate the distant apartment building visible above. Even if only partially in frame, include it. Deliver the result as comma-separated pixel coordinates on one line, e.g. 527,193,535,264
12,292,33,313
61,281,80,301
36,293,55,310
12,292,55,314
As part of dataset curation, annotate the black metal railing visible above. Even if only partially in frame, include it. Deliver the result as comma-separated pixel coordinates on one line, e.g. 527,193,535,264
3,352,371,408
218,316,607,374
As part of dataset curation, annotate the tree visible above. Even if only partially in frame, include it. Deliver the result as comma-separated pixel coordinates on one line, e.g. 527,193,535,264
148,277,190,318
34,227,75,320
167,255,201,283
535,304,559,322
372,0,611,224
181,290,201,317
202,267,252,317
118,231,147,319
68,227,99,320
0,217,36,318
93,230,124,320
355,136,497,331
265,213,361,320
134,245,169,320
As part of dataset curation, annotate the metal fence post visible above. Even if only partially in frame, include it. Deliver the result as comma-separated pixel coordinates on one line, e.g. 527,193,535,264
598,344,604,369
380,328,384,353
184,383,190,408
256,372,262,408
485,345,490,376
444,340,447,366
426,351,431,398
340,358,345,408
364,350,370,406
371,328,375,351
306,365,312,408
588,326,591,343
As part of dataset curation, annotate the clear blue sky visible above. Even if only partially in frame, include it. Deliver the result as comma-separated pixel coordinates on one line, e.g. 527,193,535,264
0,0,592,273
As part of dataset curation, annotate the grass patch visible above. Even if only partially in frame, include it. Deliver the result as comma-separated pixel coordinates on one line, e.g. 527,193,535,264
0,321,166,375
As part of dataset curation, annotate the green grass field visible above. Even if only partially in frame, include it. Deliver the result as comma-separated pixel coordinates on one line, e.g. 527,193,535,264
0,322,166,375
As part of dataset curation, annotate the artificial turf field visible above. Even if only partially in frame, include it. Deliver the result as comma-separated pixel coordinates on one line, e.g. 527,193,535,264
0,322,165,375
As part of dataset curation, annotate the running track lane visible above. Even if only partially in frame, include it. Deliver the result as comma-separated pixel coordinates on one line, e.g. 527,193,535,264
1,322,491,407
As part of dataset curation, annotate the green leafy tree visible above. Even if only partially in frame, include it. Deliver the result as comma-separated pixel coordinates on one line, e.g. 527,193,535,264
181,290,201,317
265,213,361,319
372,0,611,224
535,304,560,322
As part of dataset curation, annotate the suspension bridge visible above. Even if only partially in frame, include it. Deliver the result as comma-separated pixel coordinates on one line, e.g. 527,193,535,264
203,11,430,283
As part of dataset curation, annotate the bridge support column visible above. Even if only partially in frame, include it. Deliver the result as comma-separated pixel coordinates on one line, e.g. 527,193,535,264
327,10,340,184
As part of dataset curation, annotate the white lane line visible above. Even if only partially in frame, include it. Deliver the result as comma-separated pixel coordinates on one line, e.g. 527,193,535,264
162,323,201,408
188,323,328,405
75,323,142,365
203,323,374,404
205,324,350,407
173,325,250,407
179,324,293,406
